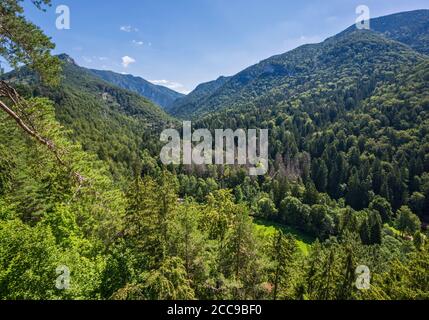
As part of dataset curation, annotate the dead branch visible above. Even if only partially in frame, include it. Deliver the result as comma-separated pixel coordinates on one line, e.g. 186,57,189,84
0,80,86,186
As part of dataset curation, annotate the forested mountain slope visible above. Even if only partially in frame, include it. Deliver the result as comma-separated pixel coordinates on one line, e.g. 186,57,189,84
196,59,429,223
169,75,230,116
171,10,429,119
1,54,174,179
183,11,429,226
89,69,184,110
1,2,428,301
341,9,429,55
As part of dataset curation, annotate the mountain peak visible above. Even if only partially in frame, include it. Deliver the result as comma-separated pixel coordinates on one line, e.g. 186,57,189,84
57,53,77,65
170,9,428,119
88,69,184,110
339,9,429,55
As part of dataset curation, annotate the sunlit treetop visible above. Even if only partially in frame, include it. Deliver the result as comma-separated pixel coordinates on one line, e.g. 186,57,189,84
0,0,61,85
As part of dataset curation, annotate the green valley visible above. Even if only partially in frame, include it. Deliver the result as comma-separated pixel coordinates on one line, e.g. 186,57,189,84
0,2,428,301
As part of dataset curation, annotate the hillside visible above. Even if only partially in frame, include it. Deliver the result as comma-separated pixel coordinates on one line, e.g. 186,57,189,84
1,54,174,179
171,10,429,119
89,69,184,110
1,3,428,302
168,76,230,116
341,9,429,55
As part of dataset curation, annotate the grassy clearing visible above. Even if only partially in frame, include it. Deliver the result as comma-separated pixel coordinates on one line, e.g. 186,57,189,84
253,218,315,256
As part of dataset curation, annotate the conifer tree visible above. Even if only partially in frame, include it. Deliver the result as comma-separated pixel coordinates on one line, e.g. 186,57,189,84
270,231,297,300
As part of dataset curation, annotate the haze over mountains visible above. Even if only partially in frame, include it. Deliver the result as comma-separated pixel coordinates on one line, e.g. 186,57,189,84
88,69,184,110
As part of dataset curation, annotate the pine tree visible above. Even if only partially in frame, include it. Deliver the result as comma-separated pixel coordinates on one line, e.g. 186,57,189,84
312,158,328,192
0,0,61,84
270,231,297,300
124,172,178,270
369,213,383,245
167,200,210,297
359,218,371,245
220,207,262,299
336,247,356,300
318,248,336,300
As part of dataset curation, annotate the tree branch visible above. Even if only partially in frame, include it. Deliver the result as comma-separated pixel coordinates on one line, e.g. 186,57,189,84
0,80,85,185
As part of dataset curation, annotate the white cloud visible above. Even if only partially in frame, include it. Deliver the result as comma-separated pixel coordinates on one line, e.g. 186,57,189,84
82,56,93,63
98,57,108,61
132,40,144,46
120,26,131,32
120,25,138,32
149,80,190,95
121,56,136,68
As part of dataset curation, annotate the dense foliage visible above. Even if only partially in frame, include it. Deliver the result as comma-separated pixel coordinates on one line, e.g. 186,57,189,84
171,10,429,119
0,3,428,300
2,54,175,181
0,0,61,84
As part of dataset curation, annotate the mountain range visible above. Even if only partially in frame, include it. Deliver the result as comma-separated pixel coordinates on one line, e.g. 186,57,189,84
2,4,429,301
1,54,174,178
2,9,429,186
88,69,184,110
168,9,429,119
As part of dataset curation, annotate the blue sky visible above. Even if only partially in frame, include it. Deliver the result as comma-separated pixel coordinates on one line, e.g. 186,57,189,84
19,0,429,93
